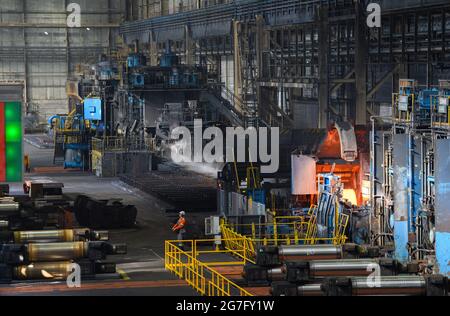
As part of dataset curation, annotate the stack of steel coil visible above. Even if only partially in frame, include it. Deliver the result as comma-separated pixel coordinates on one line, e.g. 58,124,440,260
0,228,126,282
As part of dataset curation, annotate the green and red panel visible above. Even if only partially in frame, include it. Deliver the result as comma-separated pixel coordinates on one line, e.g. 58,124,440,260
0,101,23,182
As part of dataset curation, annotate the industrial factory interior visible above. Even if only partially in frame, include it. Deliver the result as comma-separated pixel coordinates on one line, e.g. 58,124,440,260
1,0,450,300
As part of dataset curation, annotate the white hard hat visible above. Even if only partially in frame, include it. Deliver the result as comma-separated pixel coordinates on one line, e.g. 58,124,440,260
179,211,186,216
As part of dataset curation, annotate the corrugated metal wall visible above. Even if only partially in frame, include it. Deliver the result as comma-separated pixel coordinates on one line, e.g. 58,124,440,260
0,0,125,122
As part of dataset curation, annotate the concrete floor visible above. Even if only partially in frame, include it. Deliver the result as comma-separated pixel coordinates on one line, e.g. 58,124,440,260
1,138,198,296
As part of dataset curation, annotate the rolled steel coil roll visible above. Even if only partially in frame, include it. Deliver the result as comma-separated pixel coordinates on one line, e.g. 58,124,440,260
268,267,285,281
27,242,88,262
309,259,378,278
14,261,73,280
14,229,76,244
0,203,19,212
297,284,324,296
279,245,343,261
351,276,427,296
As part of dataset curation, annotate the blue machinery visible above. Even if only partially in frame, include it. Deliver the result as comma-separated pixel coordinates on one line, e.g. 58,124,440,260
125,45,205,89
393,79,450,126
373,79,450,274
50,97,103,170
265,173,345,242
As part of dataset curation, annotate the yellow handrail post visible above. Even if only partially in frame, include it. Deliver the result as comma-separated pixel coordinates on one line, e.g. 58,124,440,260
165,240,253,296
243,239,246,265
294,225,299,245
334,198,339,240
273,212,278,246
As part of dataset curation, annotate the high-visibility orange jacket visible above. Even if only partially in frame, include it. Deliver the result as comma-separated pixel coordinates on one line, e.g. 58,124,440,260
172,217,186,232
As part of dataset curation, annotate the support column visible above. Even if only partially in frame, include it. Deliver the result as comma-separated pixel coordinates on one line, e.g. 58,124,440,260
149,31,158,66
185,24,193,65
355,2,368,126
255,15,266,125
255,15,265,81
22,0,29,109
65,0,71,89
318,6,329,129
435,139,450,275
233,20,243,113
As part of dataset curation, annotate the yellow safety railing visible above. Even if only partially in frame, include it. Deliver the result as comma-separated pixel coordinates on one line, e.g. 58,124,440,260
221,225,256,264
220,207,349,260
305,206,319,245
190,238,252,266
91,137,126,152
222,207,348,244
336,212,350,245
165,211,349,296
165,240,253,296
91,136,150,153
224,217,311,242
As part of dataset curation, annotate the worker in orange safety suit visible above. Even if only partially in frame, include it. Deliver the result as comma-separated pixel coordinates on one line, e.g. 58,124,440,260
172,211,187,249
24,155,31,173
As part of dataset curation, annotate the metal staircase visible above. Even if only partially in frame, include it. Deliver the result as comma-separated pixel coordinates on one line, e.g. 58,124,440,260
203,84,273,129
201,85,245,127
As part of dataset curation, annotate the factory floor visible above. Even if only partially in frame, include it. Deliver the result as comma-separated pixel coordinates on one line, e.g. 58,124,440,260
1,137,199,296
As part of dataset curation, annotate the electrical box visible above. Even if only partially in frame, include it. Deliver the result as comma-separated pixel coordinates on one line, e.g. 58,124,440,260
205,216,221,236
84,98,102,121
438,97,449,114
398,95,409,112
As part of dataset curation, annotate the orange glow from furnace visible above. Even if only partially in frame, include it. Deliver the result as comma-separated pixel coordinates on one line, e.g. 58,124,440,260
343,189,357,205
